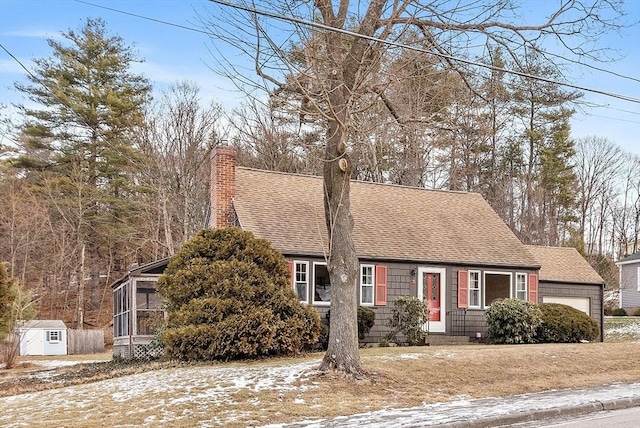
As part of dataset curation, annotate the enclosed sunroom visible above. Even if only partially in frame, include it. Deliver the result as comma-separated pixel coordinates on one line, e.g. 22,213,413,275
111,258,168,359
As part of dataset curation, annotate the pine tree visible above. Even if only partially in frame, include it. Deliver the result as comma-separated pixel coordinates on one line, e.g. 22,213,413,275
13,18,151,323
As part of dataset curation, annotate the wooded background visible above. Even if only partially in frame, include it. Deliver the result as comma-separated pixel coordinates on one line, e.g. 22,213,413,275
0,15,638,329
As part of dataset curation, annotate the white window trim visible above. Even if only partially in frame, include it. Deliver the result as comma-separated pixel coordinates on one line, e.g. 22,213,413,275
312,262,331,306
637,266,640,292
294,261,309,304
468,270,482,309
47,330,60,343
516,272,528,301
482,271,513,309
360,264,375,306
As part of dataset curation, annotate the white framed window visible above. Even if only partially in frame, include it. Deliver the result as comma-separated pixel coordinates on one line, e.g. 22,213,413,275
637,267,640,292
313,262,331,305
516,273,527,300
468,270,481,308
360,264,375,305
294,261,309,303
47,330,60,343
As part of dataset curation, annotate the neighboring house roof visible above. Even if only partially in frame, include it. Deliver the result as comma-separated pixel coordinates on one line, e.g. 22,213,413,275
525,245,604,285
20,320,67,330
234,167,540,268
617,251,640,265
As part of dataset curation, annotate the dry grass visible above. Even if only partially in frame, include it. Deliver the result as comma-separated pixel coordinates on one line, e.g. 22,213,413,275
249,342,640,426
3,342,639,427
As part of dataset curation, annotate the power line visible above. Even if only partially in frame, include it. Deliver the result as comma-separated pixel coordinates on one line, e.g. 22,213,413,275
74,0,640,104
579,112,640,124
74,0,213,36
0,43,50,94
205,0,640,104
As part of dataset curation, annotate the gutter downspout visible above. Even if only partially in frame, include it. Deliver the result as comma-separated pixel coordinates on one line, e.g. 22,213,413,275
600,283,605,343
618,263,623,309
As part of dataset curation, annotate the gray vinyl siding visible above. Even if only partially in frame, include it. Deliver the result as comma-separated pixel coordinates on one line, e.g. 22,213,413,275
620,263,640,313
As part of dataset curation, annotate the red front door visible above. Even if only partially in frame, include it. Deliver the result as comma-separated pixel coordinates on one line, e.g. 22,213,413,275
425,272,441,322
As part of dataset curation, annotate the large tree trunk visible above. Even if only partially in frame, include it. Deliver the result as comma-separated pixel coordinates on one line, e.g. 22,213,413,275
315,0,386,377
319,113,361,376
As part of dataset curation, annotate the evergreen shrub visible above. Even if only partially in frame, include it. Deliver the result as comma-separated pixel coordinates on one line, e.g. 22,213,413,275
485,298,542,344
158,228,320,361
612,308,627,316
386,296,427,346
536,303,599,343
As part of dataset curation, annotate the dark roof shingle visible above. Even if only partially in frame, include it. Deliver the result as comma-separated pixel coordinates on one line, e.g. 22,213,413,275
619,251,640,263
234,168,540,268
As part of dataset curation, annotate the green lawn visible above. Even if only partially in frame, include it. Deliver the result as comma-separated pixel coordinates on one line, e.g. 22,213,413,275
604,316,640,342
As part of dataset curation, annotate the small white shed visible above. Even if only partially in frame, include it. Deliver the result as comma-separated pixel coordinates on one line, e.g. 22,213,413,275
19,320,68,356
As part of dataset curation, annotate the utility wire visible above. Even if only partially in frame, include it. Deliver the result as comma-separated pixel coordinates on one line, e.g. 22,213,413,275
74,0,640,105
205,0,640,104
0,43,51,94
74,0,213,36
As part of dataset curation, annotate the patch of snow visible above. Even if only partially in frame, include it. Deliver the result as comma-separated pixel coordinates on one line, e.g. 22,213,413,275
396,353,421,359
0,359,320,428
432,350,456,358
260,382,640,427
606,322,640,336
32,360,102,369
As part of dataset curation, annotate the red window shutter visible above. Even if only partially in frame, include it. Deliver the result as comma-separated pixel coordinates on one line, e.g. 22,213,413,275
528,273,539,303
458,270,468,309
287,260,294,289
375,265,388,306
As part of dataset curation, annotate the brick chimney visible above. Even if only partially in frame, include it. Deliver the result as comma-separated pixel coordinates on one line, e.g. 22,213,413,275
210,145,237,228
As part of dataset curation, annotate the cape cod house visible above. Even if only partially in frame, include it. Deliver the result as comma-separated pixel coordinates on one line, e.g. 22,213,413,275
617,251,640,315
112,146,604,358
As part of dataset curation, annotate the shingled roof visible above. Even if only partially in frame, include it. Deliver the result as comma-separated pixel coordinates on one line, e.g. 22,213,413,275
233,167,540,268
525,245,604,285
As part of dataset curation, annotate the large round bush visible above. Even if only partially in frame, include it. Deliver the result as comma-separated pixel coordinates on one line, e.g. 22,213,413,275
485,298,542,344
536,303,599,343
158,228,320,361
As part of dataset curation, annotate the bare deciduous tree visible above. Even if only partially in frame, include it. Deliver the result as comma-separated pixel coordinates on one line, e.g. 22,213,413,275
201,0,627,375
574,136,626,252
137,81,222,255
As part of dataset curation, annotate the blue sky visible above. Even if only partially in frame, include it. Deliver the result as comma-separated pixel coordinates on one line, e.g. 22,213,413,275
0,0,639,155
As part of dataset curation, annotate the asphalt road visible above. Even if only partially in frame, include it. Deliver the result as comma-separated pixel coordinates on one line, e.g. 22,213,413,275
508,406,640,428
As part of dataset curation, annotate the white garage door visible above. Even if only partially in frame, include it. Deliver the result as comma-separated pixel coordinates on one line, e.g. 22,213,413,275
542,296,590,315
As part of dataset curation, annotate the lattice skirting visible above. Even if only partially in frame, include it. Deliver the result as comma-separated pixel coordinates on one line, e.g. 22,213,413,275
113,343,163,360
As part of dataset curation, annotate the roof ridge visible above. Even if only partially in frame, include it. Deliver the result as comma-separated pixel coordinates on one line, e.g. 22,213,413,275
525,245,577,251
236,166,475,196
